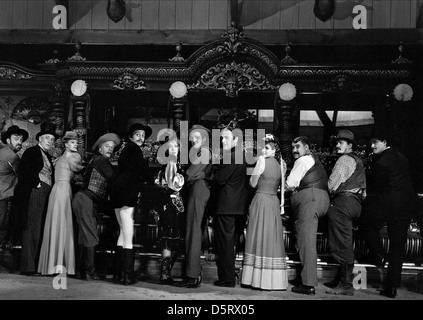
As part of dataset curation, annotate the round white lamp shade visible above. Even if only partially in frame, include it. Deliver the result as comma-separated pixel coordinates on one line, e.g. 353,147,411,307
169,81,187,98
71,80,88,97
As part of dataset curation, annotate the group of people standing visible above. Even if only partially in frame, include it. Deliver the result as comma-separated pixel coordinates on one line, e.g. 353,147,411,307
0,120,421,299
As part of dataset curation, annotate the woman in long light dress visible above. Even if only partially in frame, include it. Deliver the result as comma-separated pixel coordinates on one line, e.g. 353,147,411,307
241,134,288,290
38,131,84,275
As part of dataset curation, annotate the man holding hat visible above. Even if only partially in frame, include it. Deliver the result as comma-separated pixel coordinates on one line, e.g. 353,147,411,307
11,122,57,275
0,125,28,252
72,132,121,280
325,130,366,296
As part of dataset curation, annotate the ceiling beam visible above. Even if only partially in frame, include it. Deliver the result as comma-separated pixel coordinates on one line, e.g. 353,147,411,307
0,29,422,46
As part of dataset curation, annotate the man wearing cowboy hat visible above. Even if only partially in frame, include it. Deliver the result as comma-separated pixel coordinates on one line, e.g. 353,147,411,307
0,125,28,252
72,132,121,280
325,129,366,296
11,122,57,275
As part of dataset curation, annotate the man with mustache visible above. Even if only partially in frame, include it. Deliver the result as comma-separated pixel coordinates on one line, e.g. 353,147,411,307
359,130,422,298
325,130,366,296
0,125,28,253
72,133,121,280
286,136,330,295
12,122,58,276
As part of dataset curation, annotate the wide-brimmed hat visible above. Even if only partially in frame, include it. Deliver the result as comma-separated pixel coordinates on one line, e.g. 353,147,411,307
62,131,79,141
92,133,121,151
333,130,356,146
127,123,152,140
189,124,211,137
1,125,29,144
263,133,281,149
36,122,58,141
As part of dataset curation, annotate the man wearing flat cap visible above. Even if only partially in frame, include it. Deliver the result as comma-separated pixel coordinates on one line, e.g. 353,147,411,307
325,130,366,296
11,122,57,275
0,125,28,252
72,132,121,280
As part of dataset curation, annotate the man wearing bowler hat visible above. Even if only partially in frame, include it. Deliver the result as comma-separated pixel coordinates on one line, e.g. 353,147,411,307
0,125,28,252
325,130,366,296
12,122,57,275
72,132,121,280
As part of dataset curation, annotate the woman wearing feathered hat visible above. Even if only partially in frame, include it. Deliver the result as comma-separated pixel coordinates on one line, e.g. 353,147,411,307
109,123,153,285
72,131,121,280
11,122,58,275
38,131,84,276
241,133,289,290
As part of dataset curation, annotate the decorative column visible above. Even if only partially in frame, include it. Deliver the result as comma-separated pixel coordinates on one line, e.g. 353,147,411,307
49,83,66,149
70,96,88,157
274,83,299,165
169,81,188,132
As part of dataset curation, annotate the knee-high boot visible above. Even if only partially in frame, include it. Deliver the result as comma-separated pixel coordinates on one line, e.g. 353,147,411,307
84,246,100,281
113,246,123,283
75,245,85,279
123,248,137,285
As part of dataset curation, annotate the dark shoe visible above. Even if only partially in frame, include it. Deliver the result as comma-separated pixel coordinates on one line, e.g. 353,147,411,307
123,273,137,285
326,284,354,296
20,271,42,277
379,286,397,298
84,271,100,281
213,280,235,288
174,277,201,288
160,276,174,285
291,285,315,295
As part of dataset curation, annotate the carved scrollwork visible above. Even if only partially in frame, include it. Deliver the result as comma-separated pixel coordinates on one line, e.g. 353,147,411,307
323,74,361,93
188,61,278,97
0,67,34,80
219,22,247,57
113,72,146,90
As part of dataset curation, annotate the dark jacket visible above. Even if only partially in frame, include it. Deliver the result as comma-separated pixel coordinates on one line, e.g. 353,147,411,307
11,145,53,228
110,141,153,208
363,147,421,221
213,147,249,216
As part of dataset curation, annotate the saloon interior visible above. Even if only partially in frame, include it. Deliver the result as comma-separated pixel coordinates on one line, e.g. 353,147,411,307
0,0,422,292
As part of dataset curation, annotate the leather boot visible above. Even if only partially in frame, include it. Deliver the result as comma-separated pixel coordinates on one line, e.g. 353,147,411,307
75,245,85,279
113,246,123,283
324,266,342,288
123,248,137,285
84,246,100,281
326,263,354,296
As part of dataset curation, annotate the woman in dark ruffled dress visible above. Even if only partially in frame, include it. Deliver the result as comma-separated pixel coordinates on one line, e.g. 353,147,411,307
156,137,185,284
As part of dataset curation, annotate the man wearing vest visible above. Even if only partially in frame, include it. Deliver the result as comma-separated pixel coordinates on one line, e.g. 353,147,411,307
325,130,366,296
286,136,330,295
72,133,121,280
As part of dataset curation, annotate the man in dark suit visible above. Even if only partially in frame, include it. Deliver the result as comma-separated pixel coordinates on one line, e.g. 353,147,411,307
12,122,57,276
359,131,422,298
212,125,249,287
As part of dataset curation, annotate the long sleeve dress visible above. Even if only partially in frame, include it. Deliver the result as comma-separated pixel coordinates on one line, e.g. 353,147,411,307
241,156,288,290
38,150,84,275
